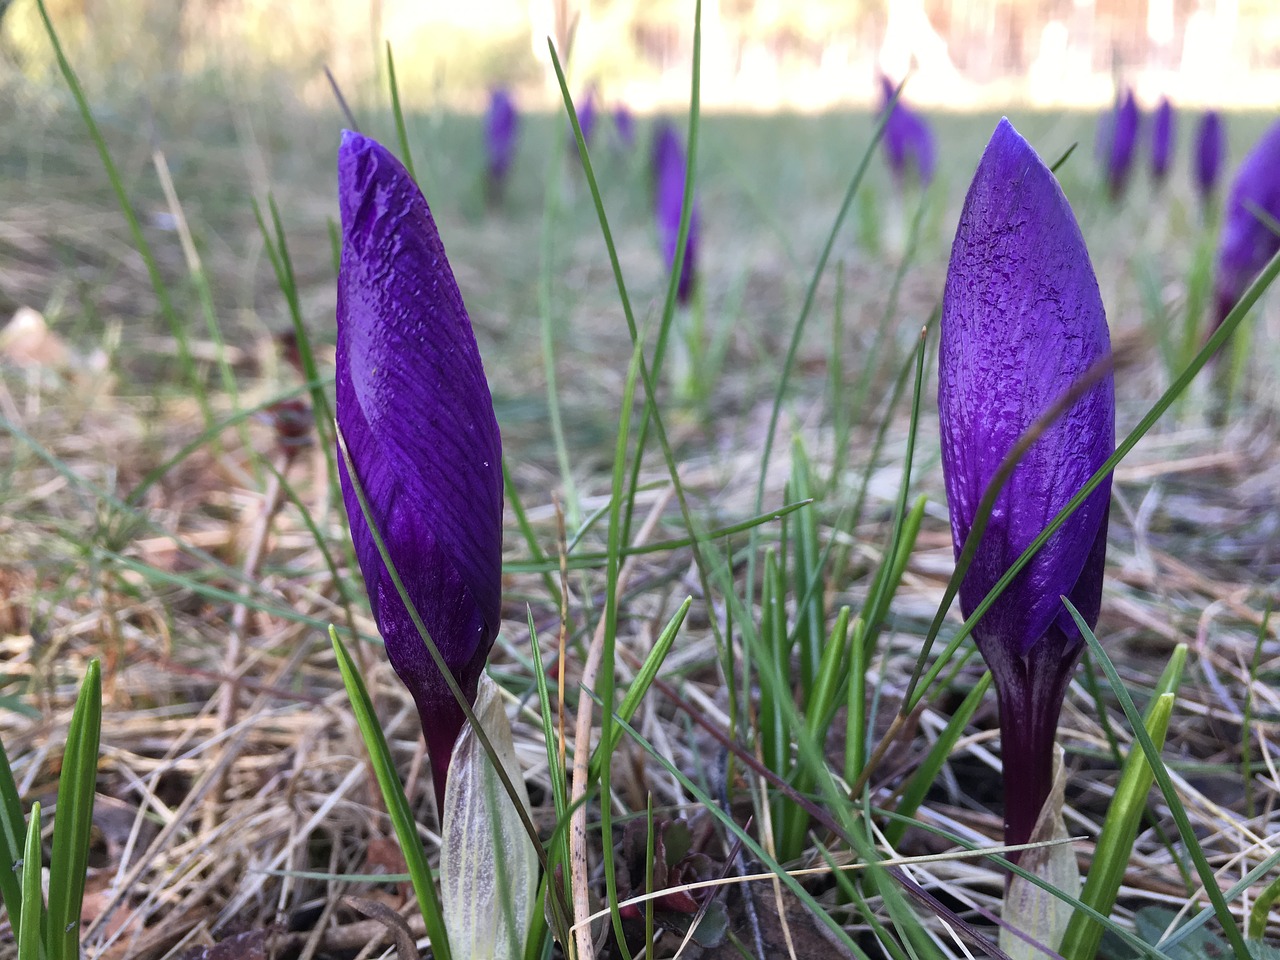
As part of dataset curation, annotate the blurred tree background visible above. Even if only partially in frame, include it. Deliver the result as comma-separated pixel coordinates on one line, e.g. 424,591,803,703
2,0,1278,110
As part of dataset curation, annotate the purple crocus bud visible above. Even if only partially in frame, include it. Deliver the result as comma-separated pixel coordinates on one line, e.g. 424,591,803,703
1194,110,1226,207
336,131,504,810
1212,119,1280,328
613,104,636,149
1151,96,1175,184
1107,89,1140,200
484,89,519,195
574,86,597,148
939,119,1114,854
878,75,935,187
653,123,698,305
650,120,680,204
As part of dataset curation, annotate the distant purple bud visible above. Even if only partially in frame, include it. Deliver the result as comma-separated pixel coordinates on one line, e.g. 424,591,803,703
485,89,519,192
573,87,597,148
653,123,698,305
878,76,935,187
1107,89,1140,201
650,120,679,200
940,119,1114,854
1194,110,1227,206
336,131,504,810
1151,96,1175,183
613,105,636,149
1212,119,1280,327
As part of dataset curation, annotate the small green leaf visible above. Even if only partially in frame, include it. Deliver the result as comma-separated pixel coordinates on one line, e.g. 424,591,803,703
589,597,691,779
46,659,100,960
0,737,28,925
885,670,992,846
17,801,42,960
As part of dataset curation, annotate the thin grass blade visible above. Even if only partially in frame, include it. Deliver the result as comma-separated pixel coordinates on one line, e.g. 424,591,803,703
16,801,41,960
329,627,453,960
0,738,27,925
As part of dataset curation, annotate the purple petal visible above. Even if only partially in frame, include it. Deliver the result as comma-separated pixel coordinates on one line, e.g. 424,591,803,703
654,125,699,304
1194,110,1226,203
336,130,503,804
574,87,597,147
1213,119,1280,326
1107,89,1140,200
903,109,936,187
878,77,934,187
990,509,1108,851
485,89,519,184
1151,96,1174,182
940,117,1115,852
939,118,1114,664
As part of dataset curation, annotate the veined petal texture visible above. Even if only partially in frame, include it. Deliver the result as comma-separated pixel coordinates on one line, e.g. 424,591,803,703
939,118,1115,664
336,131,503,789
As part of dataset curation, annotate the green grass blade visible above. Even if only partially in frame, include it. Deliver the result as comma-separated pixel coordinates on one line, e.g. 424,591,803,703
503,459,561,607
849,192,929,424
591,297,654,960
845,617,868,781
1163,849,1280,951
253,199,343,517
330,628,452,960
34,0,208,426
125,379,327,508
17,801,41,960
878,811,1172,959
152,149,249,456
1068,600,1250,959
804,605,852,746
1059,691,1176,960
504,500,812,575
788,438,824,692
780,605,852,859
589,597,692,777
545,31,731,702
1248,873,1280,941
45,659,100,960
385,42,418,184
884,670,992,847
759,548,788,786
525,609,570,927
750,77,899,518
611,713,870,958
0,738,27,925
